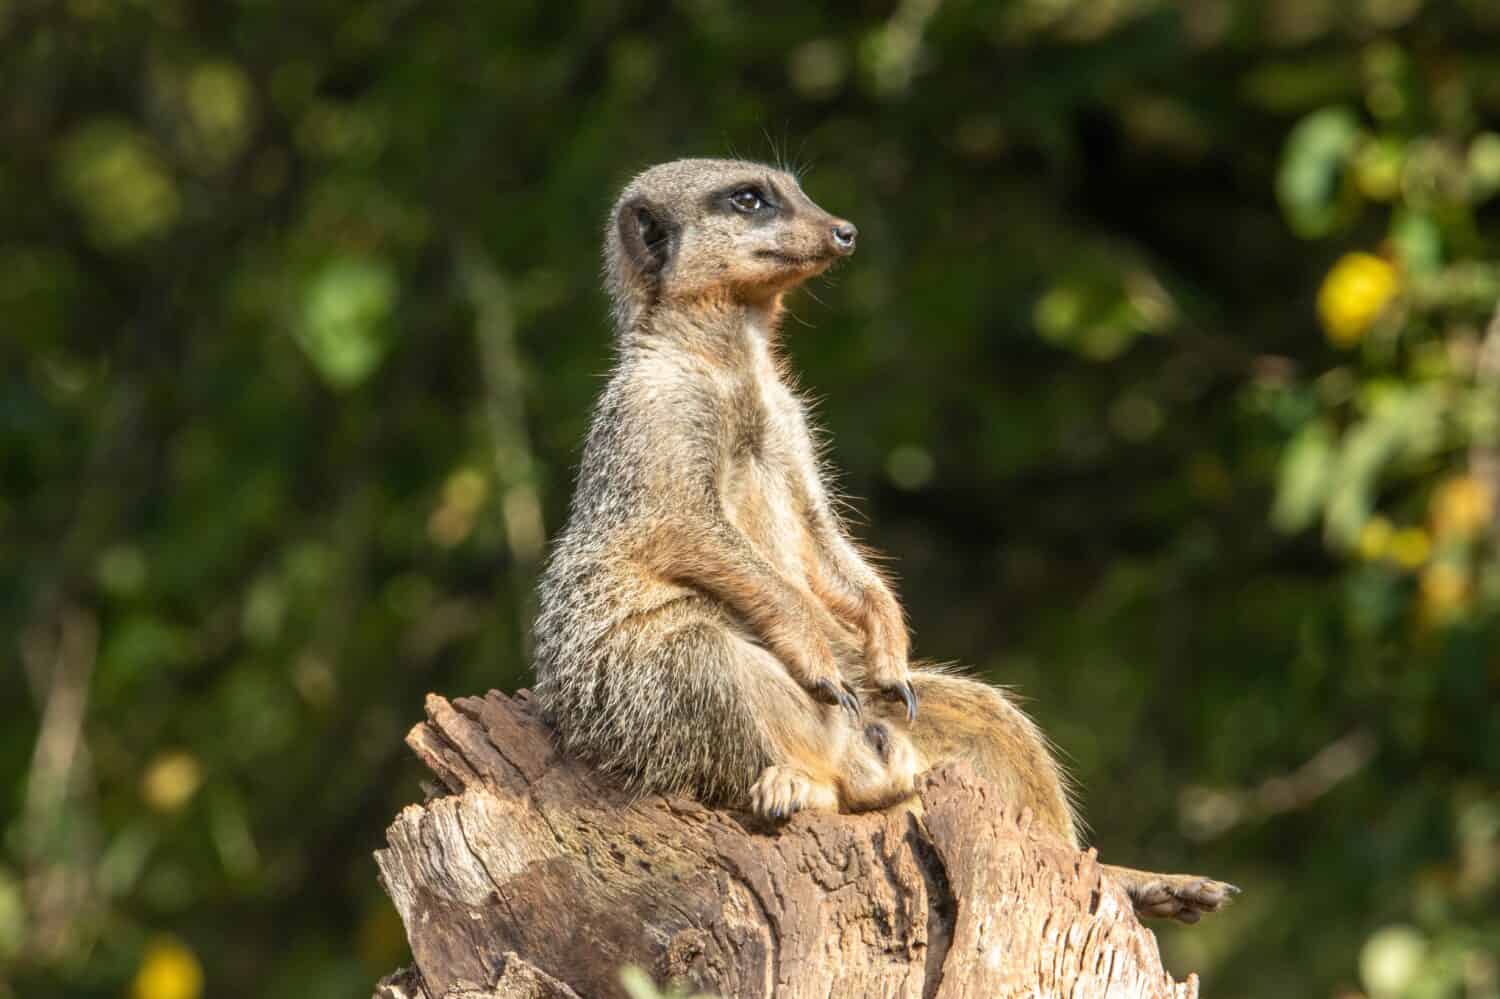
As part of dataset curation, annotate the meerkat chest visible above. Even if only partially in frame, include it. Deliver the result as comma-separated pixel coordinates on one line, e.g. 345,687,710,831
725,369,797,463
720,368,813,575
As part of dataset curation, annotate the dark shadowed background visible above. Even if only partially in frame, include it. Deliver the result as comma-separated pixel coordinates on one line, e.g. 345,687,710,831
4,1,1500,996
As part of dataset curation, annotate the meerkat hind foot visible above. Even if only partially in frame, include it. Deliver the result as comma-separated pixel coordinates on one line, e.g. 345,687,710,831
750,765,839,821
1102,864,1240,924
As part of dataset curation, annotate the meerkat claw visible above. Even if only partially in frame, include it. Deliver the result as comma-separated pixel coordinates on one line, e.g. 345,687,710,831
813,678,862,717
842,679,863,715
884,681,918,722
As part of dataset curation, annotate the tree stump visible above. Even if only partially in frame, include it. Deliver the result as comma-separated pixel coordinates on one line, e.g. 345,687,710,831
371,690,1201,999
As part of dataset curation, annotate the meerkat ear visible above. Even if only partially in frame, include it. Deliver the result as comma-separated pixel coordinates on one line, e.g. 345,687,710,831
616,196,678,279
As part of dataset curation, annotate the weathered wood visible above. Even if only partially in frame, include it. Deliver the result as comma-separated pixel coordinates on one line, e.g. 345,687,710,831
373,690,1201,999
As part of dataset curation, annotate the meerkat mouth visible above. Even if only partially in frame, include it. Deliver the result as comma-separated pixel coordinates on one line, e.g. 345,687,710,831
755,250,835,268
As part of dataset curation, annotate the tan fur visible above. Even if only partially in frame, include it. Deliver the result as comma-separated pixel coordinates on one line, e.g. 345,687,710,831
535,158,913,816
532,159,1235,921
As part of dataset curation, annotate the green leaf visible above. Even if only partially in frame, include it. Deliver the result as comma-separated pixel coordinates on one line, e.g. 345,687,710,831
295,255,399,389
1272,420,1336,532
1277,107,1363,238
56,119,181,247
1032,264,1175,362
1323,385,1445,547
1325,416,1391,547
1389,208,1442,275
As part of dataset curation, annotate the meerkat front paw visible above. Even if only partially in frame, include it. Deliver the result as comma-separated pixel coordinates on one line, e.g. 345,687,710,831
750,765,839,821
776,628,862,718
1103,865,1240,924
861,600,916,721
809,677,863,717
864,647,916,721
875,672,918,722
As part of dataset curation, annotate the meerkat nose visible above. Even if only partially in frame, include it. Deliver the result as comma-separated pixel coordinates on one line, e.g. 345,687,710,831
830,221,858,254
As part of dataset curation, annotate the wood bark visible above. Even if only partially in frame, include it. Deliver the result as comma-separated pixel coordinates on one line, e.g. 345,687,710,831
372,690,1202,999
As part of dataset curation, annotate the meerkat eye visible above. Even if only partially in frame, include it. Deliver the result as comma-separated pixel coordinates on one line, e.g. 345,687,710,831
729,187,767,214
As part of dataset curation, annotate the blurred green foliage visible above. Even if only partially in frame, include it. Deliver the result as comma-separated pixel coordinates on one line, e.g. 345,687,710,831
3,1,1499,997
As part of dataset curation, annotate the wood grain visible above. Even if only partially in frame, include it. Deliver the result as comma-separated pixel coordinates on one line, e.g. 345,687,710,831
373,690,1200,999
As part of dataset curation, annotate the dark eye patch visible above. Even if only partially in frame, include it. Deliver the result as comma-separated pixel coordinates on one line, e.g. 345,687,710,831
707,180,791,219
864,722,890,761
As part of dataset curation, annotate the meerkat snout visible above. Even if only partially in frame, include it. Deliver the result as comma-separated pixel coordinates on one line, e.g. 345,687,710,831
830,220,858,254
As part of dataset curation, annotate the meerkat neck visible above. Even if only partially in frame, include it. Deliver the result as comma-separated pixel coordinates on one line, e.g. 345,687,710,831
620,294,786,362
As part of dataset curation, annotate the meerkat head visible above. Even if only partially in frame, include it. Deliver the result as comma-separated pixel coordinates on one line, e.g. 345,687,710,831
604,158,858,328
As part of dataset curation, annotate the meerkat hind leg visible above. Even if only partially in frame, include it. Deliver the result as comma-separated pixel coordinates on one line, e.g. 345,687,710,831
734,632,894,820
1102,864,1239,923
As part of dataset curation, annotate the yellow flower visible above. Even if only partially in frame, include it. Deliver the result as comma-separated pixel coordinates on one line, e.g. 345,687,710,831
1419,562,1469,620
1429,475,1494,540
132,936,203,999
1388,526,1431,570
141,751,203,813
1317,252,1400,347
1357,515,1394,560
442,467,488,513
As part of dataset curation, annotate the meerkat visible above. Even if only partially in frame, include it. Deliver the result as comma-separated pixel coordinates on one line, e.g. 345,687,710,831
533,158,1236,922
